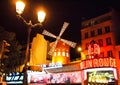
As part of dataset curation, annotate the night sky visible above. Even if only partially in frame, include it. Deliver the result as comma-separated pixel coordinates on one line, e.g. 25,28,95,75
0,0,120,60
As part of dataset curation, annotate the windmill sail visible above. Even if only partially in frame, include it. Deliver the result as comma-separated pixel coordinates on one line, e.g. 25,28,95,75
42,22,76,55
60,38,77,48
48,40,58,55
42,30,57,38
58,22,69,37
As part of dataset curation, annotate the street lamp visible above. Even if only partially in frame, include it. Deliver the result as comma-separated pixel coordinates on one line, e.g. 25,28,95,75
77,47,86,60
77,47,82,59
77,47,82,52
16,0,46,85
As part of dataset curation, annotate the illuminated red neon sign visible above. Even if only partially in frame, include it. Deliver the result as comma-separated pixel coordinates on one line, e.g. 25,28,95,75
88,40,100,59
80,58,116,70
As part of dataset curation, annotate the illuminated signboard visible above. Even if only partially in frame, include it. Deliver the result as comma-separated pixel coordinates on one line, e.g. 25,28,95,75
88,40,100,59
88,70,115,84
27,70,81,84
80,58,116,70
6,72,23,84
44,62,63,69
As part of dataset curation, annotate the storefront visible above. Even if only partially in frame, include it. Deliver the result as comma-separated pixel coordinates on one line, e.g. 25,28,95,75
27,63,82,85
85,68,116,85
27,57,118,85
80,57,118,85
26,40,119,85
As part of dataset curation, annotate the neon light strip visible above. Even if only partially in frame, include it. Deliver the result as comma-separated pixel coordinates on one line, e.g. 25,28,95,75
84,67,117,80
113,68,117,80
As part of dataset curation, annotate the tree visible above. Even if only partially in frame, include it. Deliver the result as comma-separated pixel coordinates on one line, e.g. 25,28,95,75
0,26,24,75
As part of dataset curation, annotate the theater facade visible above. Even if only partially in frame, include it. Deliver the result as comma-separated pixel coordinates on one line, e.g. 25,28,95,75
26,38,118,85
80,11,120,84
26,11,120,85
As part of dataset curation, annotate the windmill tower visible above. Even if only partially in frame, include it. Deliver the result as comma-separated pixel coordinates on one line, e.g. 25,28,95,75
42,22,76,64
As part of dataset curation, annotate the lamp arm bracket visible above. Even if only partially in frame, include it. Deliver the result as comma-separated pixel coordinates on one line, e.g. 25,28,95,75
16,14,29,25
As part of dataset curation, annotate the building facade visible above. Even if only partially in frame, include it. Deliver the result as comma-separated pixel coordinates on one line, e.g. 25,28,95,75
51,40,70,64
81,11,120,84
30,33,48,65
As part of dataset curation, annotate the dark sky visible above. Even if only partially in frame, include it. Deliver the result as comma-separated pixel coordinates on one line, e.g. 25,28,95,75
0,0,120,60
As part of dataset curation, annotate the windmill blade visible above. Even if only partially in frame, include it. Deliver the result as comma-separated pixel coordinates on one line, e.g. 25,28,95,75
61,38,77,48
42,30,57,39
58,22,69,37
48,40,58,55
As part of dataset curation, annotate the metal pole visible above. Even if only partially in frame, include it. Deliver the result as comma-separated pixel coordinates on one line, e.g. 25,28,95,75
16,15,43,85
23,24,32,85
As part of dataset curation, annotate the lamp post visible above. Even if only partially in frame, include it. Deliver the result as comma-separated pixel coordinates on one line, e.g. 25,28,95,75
16,1,46,85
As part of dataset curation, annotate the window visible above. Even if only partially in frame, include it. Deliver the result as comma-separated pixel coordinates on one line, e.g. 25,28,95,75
98,39,103,47
54,52,57,56
98,28,102,35
91,30,95,37
62,51,65,56
105,26,110,33
106,37,112,45
85,32,88,39
119,51,120,59
66,52,69,57
107,51,113,57
58,51,61,56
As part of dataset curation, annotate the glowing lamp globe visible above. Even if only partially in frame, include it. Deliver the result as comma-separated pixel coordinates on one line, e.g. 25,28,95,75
16,1,25,15
37,11,46,23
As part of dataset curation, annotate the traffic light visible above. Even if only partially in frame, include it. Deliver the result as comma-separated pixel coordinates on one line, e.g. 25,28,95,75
0,40,10,81
1,40,10,59
3,40,10,53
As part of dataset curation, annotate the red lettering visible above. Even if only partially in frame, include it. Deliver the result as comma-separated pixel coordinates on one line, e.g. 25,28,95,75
113,59,117,67
93,59,98,67
80,58,116,70
110,58,116,67
103,58,109,66
98,58,103,67
86,60,92,68
80,61,85,69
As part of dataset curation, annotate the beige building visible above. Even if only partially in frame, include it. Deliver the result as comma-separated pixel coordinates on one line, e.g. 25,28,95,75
29,33,48,65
